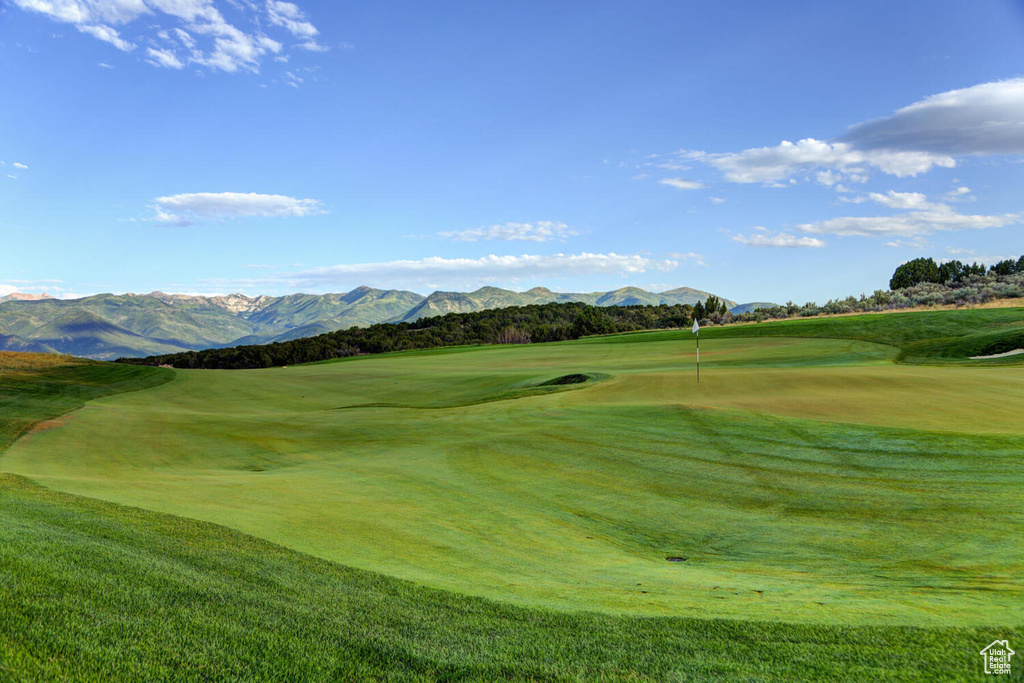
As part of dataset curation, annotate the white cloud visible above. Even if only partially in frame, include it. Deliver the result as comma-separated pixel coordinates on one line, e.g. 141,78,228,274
709,196,726,204
869,191,931,210
12,0,321,73
146,46,184,68
296,39,327,52
841,190,932,210
438,221,578,243
659,177,707,190
153,191,325,224
12,0,90,23
705,138,954,184
266,0,318,39
884,238,929,249
840,78,1024,156
942,186,975,202
6,174,17,180
666,251,707,266
98,61,113,68
676,79,1024,186
188,20,282,73
172,27,195,48
286,253,678,289
797,205,1019,238
13,162,28,170
815,170,841,186
732,230,826,248
76,22,134,50
946,247,975,255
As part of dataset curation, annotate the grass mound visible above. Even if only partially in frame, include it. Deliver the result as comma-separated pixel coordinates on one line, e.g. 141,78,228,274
708,308,1024,365
0,473,1007,682
0,357,172,453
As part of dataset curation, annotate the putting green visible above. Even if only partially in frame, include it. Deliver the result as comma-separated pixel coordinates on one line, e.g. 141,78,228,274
4,334,1022,626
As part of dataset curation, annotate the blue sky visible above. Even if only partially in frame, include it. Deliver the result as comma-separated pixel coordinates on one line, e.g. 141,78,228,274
2,0,1024,304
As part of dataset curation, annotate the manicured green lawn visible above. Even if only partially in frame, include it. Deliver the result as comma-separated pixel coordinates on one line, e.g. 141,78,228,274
3,473,1006,682
4,316,1022,626
1,309,1021,680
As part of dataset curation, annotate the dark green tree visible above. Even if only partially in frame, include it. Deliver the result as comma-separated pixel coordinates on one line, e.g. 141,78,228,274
889,257,940,289
569,307,616,338
937,260,965,284
990,258,1018,276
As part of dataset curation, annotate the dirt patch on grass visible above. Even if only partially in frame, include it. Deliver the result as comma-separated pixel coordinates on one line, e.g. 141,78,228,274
26,414,74,435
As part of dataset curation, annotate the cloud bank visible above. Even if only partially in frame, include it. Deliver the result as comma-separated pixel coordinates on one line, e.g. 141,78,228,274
154,191,325,225
659,178,707,190
437,221,579,242
797,205,1019,238
732,230,825,248
840,78,1024,156
680,78,1024,185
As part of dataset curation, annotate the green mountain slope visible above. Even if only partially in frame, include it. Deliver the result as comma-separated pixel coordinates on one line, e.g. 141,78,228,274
0,284,733,359
399,285,734,322
729,301,780,315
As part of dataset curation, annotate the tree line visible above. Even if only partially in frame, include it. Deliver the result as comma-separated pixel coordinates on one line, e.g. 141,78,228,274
118,302,697,369
728,254,1024,324
890,255,1024,290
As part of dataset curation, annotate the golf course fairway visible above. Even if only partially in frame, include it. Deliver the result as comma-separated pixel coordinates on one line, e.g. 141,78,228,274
3,313,1023,631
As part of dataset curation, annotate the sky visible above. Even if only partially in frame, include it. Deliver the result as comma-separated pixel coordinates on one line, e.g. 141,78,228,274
2,0,1024,304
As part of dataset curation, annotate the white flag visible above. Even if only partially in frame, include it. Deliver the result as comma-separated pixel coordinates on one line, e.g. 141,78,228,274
692,319,700,334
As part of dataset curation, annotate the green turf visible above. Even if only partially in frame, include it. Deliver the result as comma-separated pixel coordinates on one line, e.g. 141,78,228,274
4,312,1022,628
706,306,1024,365
0,357,173,453
1,309,1022,680
1,473,1014,682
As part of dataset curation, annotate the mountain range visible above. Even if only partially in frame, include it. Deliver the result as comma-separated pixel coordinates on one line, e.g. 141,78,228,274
0,285,741,360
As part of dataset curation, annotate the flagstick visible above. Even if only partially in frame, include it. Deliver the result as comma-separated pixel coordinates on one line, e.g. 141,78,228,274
691,318,701,384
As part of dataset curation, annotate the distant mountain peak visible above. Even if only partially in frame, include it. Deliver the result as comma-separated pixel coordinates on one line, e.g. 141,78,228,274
0,292,55,303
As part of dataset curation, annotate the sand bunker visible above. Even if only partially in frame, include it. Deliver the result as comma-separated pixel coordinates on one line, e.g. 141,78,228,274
970,348,1024,360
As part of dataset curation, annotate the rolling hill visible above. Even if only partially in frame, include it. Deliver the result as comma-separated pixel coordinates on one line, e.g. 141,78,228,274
1,309,1020,680
0,285,737,359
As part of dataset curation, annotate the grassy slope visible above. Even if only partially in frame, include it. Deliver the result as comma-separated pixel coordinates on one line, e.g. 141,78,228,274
709,307,1024,364
1,473,1004,683
5,317,1022,627
2,311,1022,680
0,352,173,452
587,306,1024,363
